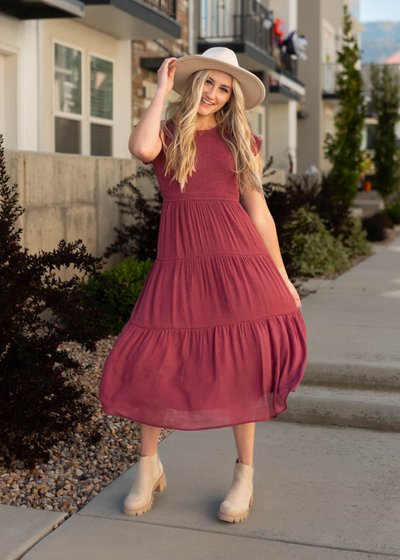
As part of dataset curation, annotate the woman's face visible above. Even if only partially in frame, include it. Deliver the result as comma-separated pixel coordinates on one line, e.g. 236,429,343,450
198,70,232,115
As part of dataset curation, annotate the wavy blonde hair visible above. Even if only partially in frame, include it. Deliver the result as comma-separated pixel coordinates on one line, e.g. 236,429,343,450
158,69,263,195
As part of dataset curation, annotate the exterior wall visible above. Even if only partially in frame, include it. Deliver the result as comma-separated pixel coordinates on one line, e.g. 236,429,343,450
297,0,363,173
132,0,189,127
288,99,298,171
267,0,301,175
268,0,298,32
297,0,321,172
268,103,289,170
0,14,38,151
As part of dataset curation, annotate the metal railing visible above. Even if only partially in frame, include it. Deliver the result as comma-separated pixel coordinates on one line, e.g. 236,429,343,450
141,0,177,19
279,51,298,80
199,0,274,57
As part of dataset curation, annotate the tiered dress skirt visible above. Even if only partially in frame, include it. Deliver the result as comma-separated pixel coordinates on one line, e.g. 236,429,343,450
98,192,307,430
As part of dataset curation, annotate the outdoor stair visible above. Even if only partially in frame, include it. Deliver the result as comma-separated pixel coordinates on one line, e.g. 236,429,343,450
275,361,400,432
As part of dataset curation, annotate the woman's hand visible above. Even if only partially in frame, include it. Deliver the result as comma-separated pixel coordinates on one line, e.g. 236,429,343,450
281,276,302,308
156,57,177,98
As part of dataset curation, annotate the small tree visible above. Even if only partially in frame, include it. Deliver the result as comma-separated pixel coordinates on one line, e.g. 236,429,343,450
323,3,366,207
369,63,400,204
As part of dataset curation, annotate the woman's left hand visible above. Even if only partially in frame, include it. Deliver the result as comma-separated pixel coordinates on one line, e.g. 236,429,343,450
282,276,302,308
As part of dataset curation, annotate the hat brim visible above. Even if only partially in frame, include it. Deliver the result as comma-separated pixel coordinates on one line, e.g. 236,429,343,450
169,55,265,111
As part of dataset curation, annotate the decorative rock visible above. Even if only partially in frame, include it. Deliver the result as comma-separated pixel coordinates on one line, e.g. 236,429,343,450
0,336,175,516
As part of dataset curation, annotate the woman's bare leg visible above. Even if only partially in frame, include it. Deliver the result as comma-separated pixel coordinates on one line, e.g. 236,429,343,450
139,423,162,456
232,422,255,466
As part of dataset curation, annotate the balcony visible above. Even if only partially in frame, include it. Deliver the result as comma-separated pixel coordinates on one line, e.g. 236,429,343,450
322,62,339,99
197,0,276,73
80,0,180,40
0,0,84,19
268,49,305,102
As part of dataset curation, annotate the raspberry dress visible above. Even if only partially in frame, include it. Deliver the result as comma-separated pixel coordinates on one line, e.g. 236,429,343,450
98,121,307,430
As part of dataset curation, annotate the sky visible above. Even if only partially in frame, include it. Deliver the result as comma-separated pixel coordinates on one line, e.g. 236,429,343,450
360,0,400,22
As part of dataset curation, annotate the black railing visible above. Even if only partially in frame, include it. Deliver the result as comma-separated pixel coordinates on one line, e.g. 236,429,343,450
199,0,274,57
279,51,298,80
141,0,177,19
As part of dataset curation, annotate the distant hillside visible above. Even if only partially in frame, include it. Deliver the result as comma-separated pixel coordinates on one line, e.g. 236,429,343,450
361,21,400,64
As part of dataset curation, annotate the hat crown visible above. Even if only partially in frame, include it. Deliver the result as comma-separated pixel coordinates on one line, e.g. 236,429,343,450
201,47,239,69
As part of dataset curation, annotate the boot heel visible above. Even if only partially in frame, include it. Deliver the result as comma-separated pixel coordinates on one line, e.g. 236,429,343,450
155,471,167,492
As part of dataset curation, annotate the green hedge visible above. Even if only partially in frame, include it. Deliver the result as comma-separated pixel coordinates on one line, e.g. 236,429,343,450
81,256,154,335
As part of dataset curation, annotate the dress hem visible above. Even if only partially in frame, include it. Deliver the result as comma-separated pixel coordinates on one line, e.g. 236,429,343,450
99,385,302,432
100,395,296,432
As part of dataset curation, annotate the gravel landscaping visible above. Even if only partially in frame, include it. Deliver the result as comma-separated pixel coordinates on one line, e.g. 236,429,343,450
0,335,174,522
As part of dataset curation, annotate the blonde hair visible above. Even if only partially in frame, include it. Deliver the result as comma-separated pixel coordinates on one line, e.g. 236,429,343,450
158,69,263,195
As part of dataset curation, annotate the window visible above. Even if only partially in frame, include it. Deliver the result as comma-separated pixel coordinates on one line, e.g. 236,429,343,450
53,43,114,156
90,55,113,156
54,43,82,154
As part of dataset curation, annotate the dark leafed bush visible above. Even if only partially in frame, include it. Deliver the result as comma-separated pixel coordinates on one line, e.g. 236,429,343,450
264,172,352,240
0,134,113,468
103,167,163,261
361,212,393,241
262,170,372,276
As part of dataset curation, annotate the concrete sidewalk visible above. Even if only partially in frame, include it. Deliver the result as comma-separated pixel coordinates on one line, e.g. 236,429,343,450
15,422,400,559
275,236,400,431
2,236,400,560
300,236,400,380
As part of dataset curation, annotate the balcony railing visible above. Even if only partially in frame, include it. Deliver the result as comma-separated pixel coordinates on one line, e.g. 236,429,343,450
279,51,298,80
199,0,274,57
141,0,177,19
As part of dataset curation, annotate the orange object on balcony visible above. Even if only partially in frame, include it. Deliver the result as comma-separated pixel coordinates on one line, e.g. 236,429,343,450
274,18,285,38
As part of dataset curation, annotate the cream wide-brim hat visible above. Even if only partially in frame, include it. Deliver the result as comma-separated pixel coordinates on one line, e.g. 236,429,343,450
169,47,266,111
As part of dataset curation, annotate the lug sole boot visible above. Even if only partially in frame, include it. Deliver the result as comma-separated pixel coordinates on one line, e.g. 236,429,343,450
123,449,167,516
217,458,254,523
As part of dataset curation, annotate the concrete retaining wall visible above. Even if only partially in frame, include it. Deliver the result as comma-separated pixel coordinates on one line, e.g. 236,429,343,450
4,149,154,279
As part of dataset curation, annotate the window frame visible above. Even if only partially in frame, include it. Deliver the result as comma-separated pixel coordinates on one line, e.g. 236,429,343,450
52,38,84,154
88,50,115,157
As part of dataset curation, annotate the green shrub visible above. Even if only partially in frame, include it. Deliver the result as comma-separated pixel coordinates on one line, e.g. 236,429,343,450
81,256,154,335
384,202,400,225
282,207,352,277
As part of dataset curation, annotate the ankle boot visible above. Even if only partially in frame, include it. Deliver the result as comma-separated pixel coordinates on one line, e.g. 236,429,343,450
122,449,167,516
217,458,254,523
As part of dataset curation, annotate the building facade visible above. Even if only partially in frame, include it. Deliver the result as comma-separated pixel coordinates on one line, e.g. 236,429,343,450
0,0,307,265
297,0,364,173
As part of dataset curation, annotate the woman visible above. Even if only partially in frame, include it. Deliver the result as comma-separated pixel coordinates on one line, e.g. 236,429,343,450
98,47,307,523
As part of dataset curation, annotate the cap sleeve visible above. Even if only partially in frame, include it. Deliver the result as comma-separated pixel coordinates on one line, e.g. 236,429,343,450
251,133,262,156
133,122,166,165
